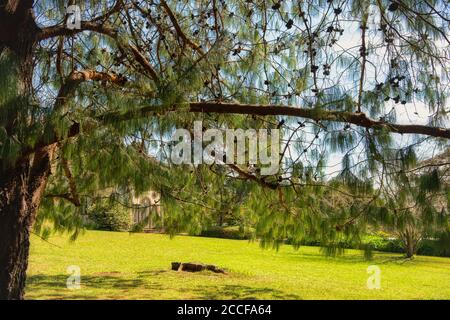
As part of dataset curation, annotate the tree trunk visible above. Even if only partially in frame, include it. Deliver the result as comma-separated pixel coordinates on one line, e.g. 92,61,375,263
218,211,224,226
404,230,418,259
0,0,46,300
0,163,33,300
0,148,54,299
405,240,415,259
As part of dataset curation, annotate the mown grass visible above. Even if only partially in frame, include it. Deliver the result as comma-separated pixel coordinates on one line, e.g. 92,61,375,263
26,230,450,299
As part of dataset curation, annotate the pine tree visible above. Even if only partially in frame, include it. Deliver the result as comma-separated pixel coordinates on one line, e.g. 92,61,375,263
0,0,449,299
382,148,450,257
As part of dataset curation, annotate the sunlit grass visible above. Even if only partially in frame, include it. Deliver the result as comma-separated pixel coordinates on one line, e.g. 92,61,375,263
26,230,450,299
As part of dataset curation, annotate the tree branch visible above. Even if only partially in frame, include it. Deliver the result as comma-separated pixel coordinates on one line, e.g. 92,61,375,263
187,102,450,139
20,69,127,160
160,0,205,56
38,4,159,82
54,70,127,112
23,100,450,163
44,193,80,207
37,0,123,40
227,164,278,190
60,152,81,207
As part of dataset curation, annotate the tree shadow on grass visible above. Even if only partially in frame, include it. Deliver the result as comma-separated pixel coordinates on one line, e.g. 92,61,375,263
377,256,414,265
136,270,301,299
136,270,170,277
26,273,154,299
26,271,301,300
189,284,301,300
284,249,369,263
27,273,146,289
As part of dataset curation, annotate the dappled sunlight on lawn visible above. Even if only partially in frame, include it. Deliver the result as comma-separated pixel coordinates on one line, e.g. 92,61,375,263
26,230,450,300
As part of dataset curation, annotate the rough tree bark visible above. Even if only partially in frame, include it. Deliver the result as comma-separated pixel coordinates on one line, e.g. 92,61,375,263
403,229,419,259
0,148,54,299
0,0,52,300
405,241,415,259
398,226,421,259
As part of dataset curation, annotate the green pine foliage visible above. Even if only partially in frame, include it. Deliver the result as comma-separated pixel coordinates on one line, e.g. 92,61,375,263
1,0,448,256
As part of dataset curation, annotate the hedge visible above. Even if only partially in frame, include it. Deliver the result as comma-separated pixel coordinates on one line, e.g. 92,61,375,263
200,227,450,258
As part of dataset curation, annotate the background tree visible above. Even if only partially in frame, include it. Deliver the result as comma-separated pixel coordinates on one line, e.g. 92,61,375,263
0,0,449,299
381,148,450,257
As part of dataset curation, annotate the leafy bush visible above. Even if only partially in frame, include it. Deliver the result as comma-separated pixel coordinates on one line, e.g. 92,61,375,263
88,202,131,231
362,235,404,254
418,239,450,257
364,236,450,257
199,226,254,240
286,234,450,257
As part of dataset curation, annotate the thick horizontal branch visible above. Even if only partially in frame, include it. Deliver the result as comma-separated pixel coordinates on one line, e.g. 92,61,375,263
60,100,450,144
44,193,80,206
100,101,450,139
189,102,450,139
38,0,123,40
38,20,115,40
24,100,450,162
68,70,127,84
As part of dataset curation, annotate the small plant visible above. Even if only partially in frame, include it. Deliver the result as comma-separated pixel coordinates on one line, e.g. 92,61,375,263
88,201,131,232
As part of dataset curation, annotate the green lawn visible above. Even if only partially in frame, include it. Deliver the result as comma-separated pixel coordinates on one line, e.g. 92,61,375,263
26,230,450,300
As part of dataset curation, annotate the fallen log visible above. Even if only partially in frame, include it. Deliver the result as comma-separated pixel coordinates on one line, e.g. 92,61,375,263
171,262,226,274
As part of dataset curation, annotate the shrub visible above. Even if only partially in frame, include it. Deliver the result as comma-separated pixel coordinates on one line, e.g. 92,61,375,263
417,238,450,257
362,235,404,254
286,235,449,257
199,226,254,240
88,202,131,231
